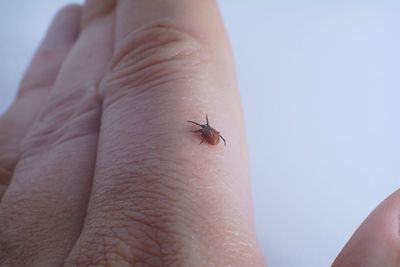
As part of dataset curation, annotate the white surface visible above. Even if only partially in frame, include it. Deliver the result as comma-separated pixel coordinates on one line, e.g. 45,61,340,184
1,1,400,266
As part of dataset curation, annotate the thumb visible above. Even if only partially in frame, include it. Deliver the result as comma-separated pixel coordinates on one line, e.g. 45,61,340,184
333,189,400,267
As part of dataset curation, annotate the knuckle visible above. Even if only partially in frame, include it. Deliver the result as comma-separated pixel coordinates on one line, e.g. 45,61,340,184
101,20,210,104
19,45,71,96
111,21,208,72
19,90,100,158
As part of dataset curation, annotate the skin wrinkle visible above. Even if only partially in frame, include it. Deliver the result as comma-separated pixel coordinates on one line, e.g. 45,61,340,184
35,85,90,123
0,91,50,189
112,36,201,76
123,231,168,265
69,223,184,266
0,182,82,266
89,87,248,264
75,143,208,265
100,89,228,166
18,108,100,160
93,127,219,207
18,83,99,141
99,233,133,266
59,151,100,267
0,104,101,266
18,49,68,97
107,58,199,96
0,91,49,189
85,159,251,266
101,34,208,112
112,27,193,71
88,168,198,226
110,20,206,69
4,172,82,236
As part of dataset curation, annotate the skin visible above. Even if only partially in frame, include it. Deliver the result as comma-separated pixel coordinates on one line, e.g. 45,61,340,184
0,1,263,266
0,1,398,266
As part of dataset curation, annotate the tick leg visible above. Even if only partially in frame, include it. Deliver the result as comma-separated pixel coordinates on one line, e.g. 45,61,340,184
187,121,204,127
199,138,205,145
192,129,203,133
206,114,209,125
219,135,226,146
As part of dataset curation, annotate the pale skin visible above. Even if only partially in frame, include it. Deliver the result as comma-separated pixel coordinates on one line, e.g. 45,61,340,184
0,1,398,266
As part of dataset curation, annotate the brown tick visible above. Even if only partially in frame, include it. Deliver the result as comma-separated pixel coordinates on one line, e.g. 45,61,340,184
187,115,226,146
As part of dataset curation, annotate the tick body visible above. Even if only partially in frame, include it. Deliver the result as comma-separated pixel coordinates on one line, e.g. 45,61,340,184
187,115,226,146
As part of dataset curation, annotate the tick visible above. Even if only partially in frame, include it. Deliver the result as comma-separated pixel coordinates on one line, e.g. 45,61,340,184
187,115,226,146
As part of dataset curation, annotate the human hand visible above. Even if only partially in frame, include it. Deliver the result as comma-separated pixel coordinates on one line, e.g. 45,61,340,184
0,1,265,266
333,189,400,266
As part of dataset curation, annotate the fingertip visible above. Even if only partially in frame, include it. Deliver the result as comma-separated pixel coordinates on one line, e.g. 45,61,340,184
333,189,400,266
18,4,82,96
43,4,82,47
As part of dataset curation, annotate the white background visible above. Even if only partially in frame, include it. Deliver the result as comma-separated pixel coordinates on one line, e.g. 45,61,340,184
1,1,400,266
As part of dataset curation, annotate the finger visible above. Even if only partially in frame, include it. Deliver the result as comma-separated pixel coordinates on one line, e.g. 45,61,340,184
0,3,115,267
66,1,265,266
114,0,230,50
18,4,81,96
333,190,400,267
0,4,81,194
80,0,116,28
